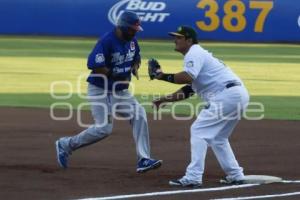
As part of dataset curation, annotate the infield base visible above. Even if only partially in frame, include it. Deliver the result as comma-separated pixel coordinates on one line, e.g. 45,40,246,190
244,175,283,184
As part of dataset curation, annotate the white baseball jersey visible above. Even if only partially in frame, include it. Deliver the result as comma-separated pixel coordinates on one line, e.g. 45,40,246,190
180,44,249,184
183,44,242,101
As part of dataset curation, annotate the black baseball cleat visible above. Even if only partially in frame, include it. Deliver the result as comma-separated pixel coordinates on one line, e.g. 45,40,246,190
220,177,246,185
169,178,202,188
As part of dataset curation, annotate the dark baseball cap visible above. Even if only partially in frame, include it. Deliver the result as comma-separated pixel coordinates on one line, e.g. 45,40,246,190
168,26,198,41
117,11,143,32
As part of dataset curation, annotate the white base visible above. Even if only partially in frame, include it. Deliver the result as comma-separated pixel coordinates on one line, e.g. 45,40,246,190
244,175,283,184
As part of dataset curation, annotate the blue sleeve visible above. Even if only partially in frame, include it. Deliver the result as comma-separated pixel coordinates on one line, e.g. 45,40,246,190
87,38,110,69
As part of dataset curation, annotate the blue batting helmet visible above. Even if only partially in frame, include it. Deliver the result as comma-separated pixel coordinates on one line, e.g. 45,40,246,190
117,11,143,32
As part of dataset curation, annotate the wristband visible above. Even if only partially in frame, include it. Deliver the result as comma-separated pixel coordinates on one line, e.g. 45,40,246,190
161,73,175,83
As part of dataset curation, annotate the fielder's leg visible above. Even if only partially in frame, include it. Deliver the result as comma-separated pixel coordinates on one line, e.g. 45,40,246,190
209,86,249,182
210,119,245,182
181,108,215,184
181,95,242,183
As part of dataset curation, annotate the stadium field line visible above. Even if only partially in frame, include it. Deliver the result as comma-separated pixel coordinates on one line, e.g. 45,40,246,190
75,179,300,200
281,180,300,183
212,191,300,200
75,184,259,200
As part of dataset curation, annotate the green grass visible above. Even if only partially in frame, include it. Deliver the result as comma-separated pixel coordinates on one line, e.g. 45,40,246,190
0,36,300,120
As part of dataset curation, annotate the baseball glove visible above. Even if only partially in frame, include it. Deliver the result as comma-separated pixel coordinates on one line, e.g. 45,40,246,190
148,58,162,80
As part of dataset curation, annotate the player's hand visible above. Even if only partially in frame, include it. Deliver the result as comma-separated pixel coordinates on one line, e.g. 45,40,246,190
132,61,140,80
152,98,167,111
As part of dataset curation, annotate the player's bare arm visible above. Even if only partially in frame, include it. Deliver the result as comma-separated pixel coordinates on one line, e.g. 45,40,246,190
153,84,194,111
131,59,140,80
93,66,110,76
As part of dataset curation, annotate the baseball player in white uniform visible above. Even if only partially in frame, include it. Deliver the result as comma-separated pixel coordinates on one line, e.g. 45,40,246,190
148,25,249,187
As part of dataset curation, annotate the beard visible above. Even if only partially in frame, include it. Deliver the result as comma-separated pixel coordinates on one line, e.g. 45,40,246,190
120,27,136,41
122,31,134,41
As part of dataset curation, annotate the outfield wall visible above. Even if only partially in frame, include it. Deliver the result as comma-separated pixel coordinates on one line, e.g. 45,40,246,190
1,0,299,42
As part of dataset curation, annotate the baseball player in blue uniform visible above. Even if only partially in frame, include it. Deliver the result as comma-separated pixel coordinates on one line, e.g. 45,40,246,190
148,26,249,187
55,11,162,173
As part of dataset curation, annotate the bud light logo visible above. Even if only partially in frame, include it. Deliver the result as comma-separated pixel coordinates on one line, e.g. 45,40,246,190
108,0,170,25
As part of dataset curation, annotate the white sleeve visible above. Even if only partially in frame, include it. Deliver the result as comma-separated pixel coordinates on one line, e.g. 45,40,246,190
183,51,204,80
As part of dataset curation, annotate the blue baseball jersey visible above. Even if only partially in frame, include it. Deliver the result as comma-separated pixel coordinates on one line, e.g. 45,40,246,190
87,29,141,91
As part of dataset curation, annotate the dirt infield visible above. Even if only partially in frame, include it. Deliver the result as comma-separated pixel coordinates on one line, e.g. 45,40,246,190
0,107,300,200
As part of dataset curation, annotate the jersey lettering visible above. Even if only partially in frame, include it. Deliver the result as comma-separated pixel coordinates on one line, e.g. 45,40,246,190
111,50,136,65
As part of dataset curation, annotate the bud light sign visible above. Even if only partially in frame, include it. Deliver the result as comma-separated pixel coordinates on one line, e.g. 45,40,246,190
108,0,170,25
0,0,299,42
